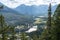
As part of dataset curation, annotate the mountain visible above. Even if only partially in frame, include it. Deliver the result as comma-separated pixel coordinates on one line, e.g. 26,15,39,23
0,3,33,26
0,2,58,26
0,2,57,16
15,4,57,16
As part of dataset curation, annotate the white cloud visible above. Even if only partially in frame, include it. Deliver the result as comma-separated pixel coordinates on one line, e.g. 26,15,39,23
0,0,60,8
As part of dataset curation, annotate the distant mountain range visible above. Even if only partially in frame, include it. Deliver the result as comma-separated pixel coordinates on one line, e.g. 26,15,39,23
14,4,57,16
0,2,57,16
0,3,34,25
0,2,58,25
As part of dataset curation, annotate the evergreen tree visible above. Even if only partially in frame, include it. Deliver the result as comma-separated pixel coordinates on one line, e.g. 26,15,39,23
46,3,52,40
40,4,60,40
32,35,40,40
52,4,60,40
47,3,51,29
20,32,28,40
9,26,16,40
0,15,11,40
39,3,52,40
0,15,5,40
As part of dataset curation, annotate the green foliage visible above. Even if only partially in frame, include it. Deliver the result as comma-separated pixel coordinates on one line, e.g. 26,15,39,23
9,26,16,40
20,32,28,40
40,4,60,40
39,3,52,40
0,15,13,40
52,4,60,40
0,15,7,40
32,34,40,40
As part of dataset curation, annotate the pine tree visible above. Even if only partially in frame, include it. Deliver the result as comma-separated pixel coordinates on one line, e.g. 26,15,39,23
47,3,51,29
0,15,5,40
52,4,60,40
32,35,40,40
20,32,28,40
39,3,52,40
46,3,52,40
0,15,11,40
9,26,16,40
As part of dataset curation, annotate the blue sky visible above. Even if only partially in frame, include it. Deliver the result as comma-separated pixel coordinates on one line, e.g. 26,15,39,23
0,0,60,8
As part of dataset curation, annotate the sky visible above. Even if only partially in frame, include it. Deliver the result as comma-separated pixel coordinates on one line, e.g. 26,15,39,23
0,0,60,8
